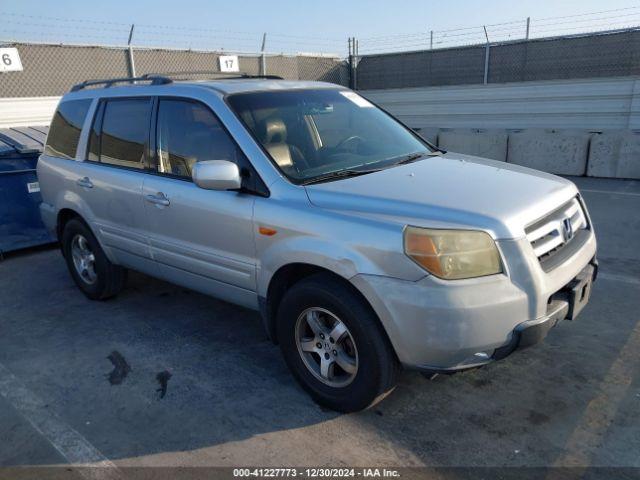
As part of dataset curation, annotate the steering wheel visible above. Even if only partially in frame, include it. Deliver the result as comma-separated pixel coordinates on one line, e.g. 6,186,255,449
335,135,365,152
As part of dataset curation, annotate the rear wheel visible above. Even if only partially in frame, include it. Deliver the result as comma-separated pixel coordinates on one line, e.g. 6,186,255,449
277,273,399,412
62,218,126,300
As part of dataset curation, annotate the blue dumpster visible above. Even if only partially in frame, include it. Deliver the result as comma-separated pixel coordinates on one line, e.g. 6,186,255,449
0,126,56,256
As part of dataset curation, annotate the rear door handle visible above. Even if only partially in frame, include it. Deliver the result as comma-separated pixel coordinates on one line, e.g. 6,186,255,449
76,177,93,189
145,192,170,207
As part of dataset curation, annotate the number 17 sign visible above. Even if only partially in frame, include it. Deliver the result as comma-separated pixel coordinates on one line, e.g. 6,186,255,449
218,55,239,73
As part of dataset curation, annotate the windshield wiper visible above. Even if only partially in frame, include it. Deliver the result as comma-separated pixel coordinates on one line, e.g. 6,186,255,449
393,150,443,166
301,150,443,185
301,167,382,185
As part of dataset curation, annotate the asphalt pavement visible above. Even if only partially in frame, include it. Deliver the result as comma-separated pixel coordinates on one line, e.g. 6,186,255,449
0,177,638,474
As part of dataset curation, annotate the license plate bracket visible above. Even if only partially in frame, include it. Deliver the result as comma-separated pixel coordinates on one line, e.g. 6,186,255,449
565,265,594,320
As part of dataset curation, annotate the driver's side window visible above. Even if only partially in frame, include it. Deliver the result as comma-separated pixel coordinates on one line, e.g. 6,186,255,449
156,99,241,178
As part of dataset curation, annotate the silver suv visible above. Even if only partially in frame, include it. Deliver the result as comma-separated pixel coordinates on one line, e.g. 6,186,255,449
38,75,597,412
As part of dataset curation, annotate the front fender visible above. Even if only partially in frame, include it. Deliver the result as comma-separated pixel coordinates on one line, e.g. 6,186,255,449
253,183,427,297
256,235,384,297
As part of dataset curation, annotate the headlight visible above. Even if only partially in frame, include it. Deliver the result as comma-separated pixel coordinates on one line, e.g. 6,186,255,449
403,226,502,280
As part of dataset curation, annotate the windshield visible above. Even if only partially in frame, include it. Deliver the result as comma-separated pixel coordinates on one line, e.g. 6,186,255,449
226,89,434,183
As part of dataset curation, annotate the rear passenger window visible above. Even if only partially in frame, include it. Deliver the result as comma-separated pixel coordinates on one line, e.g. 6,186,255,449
44,99,92,159
92,98,151,169
156,99,244,178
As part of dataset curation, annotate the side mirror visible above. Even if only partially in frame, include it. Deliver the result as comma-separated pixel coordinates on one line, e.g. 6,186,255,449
192,160,242,191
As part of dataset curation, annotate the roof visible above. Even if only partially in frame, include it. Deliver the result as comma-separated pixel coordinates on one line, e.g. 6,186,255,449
65,77,344,100
187,79,343,95
0,126,49,156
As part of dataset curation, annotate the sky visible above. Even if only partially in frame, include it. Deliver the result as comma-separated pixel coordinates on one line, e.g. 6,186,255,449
1,0,639,54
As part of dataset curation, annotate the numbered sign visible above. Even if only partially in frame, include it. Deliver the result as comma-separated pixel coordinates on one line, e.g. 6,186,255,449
0,48,23,72
218,55,239,73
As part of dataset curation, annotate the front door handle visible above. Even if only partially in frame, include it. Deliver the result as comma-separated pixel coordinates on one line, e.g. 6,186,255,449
145,192,170,207
76,177,93,189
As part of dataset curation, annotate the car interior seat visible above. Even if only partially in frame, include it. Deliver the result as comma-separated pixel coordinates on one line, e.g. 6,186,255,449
260,118,306,174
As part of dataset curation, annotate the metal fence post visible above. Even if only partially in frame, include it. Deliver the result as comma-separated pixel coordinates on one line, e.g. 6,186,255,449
430,30,433,50
260,33,267,75
127,24,136,78
526,17,530,40
483,44,490,84
483,26,490,85
348,37,354,89
354,38,358,90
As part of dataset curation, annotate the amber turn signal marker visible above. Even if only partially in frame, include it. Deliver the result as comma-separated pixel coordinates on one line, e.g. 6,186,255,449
404,229,443,276
259,226,278,236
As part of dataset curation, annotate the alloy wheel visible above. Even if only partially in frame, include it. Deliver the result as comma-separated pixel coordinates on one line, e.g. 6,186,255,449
70,234,97,285
295,307,359,387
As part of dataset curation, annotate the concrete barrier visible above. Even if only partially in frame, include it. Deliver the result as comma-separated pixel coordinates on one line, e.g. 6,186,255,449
0,97,60,128
507,129,590,175
409,126,439,145
438,129,508,161
587,130,640,179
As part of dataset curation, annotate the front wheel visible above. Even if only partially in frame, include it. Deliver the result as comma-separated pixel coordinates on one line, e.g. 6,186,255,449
277,273,399,412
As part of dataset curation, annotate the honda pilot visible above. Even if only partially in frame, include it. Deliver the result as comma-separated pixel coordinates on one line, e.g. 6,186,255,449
38,76,597,412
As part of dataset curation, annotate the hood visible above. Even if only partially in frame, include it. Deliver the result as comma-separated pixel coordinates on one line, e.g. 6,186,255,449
304,153,578,239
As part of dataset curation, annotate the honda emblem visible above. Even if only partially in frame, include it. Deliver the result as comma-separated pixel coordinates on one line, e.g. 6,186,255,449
562,218,574,242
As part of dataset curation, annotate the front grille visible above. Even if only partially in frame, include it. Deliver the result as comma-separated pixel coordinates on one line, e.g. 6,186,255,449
525,197,588,264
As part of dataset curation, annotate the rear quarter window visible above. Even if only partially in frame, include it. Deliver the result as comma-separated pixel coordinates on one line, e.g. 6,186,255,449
44,99,92,159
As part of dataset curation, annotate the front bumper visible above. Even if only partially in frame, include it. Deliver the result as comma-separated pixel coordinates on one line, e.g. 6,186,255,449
350,232,597,371
492,261,596,362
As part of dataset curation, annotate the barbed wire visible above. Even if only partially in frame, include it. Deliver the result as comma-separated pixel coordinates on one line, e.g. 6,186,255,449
3,6,640,56
0,11,345,55
358,5,640,54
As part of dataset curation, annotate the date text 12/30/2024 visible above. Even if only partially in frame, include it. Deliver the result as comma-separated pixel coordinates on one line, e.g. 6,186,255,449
233,469,401,478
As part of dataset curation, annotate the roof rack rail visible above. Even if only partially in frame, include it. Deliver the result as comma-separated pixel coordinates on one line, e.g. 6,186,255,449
70,75,172,92
140,71,284,80
237,74,284,80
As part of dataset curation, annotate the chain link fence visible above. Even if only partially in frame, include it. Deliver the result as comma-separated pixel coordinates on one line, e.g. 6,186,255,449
0,42,349,97
4,25,637,95
355,28,640,90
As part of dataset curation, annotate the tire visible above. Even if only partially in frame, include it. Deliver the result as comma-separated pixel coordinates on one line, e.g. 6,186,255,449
61,218,127,300
277,273,399,412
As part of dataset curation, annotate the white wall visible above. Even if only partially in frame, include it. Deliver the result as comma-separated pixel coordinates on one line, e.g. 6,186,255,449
361,77,640,131
3,77,638,131
0,96,60,128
